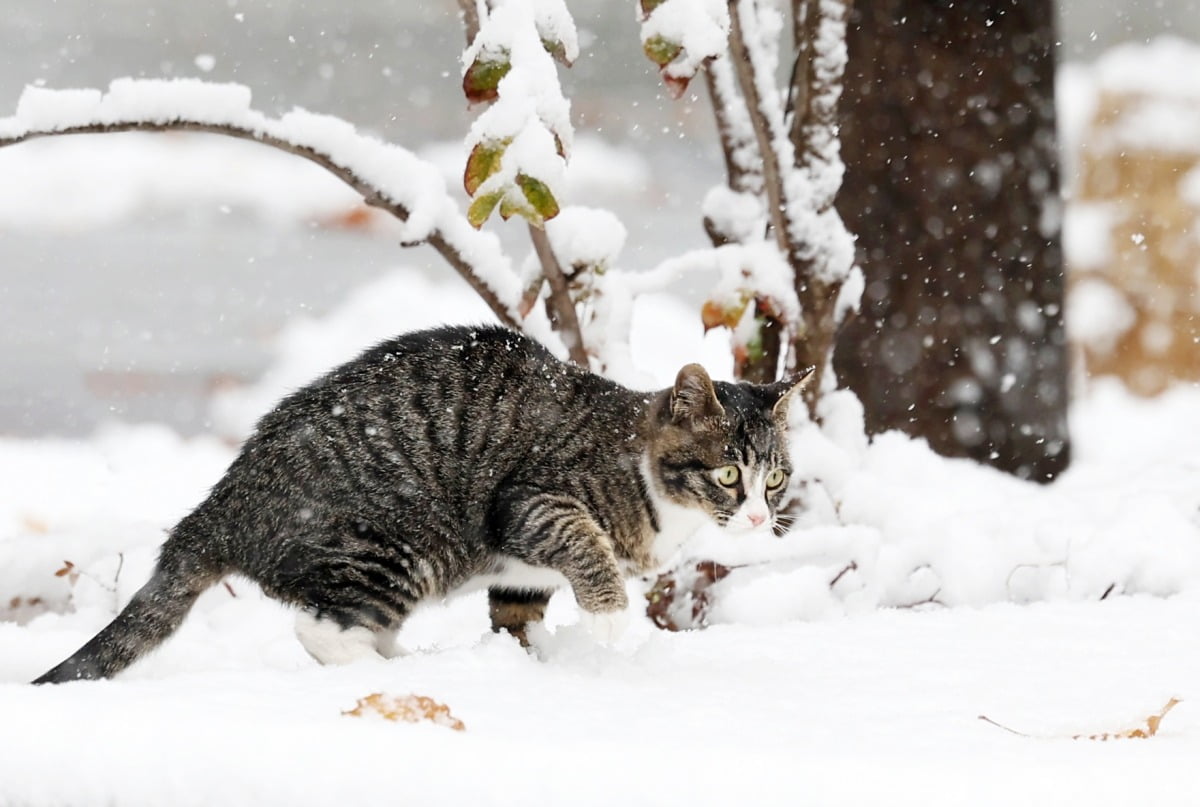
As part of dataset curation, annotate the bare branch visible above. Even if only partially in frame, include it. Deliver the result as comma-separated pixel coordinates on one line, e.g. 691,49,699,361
527,223,588,366
726,0,791,259
703,60,759,198
786,0,813,149
0,121,521,329
457,0,482,46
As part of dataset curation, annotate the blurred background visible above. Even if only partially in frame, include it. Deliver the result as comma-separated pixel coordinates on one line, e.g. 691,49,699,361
0,0,1197,436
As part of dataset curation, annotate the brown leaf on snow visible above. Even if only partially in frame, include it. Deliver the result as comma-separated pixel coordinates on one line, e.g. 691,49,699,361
343,693,465,732
53,560,80,584
978,697,1183,741
21,515,49,535
1073,697,1182,741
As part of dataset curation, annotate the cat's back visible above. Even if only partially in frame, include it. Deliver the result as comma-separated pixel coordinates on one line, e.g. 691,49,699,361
252,324,632,472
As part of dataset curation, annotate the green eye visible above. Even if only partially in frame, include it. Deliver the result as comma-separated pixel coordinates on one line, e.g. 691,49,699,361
766,469,787,489
715,465,740,487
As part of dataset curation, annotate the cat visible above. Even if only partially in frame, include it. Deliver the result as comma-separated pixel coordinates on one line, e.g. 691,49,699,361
34,324,809,683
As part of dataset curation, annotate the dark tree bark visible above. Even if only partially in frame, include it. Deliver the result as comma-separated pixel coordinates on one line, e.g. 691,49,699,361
834,0,1069,482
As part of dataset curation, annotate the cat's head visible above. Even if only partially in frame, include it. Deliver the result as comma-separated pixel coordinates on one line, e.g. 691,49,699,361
646,363,812,534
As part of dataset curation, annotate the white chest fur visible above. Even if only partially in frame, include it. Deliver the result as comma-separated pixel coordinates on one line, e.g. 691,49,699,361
640,456,710,572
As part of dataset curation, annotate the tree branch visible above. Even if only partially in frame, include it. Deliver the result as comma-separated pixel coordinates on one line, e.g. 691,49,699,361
457,0,482,46
527,223,588,366
786,0,813,150
726,0,791,259
0,120,520,329
703,60,759,198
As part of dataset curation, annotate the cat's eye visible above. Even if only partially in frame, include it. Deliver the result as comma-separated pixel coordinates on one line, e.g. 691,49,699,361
715,465,740,487
766,468,787,489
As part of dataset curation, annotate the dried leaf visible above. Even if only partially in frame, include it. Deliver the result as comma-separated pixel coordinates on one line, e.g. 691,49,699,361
978,697,1183,741
1073,697,1182,741
661,71,692,99
518,278,546,319
646,560,733,631
701,293,751,332
462,56,512,104
21,515,49,534
541,37,573,67
53,560,75,578
464,139,508,196
343,693,465,731
640,0,668,17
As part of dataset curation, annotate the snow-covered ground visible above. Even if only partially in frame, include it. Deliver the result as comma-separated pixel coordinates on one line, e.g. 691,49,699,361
1,266,1199,805
3,34,1200,807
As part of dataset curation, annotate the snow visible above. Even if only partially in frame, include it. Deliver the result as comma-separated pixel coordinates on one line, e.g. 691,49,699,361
639,0,731,81
4,35,1200,807
0,78,528,323
4,265,1200,804
545,205,627,270
1069,278,1136,355
462,0,574,210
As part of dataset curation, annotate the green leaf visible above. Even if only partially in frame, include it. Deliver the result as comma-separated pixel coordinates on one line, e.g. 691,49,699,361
462,55,512,104
467,189,504,229
516,173,560,223
498,192,527,223
642,34,682,67
464,139,508,196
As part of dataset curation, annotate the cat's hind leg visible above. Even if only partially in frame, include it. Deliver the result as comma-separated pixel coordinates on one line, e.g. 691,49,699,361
294,609,388,665
488,587,552,648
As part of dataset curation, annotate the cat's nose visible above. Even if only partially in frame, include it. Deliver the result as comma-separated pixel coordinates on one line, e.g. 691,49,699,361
748,514,765,527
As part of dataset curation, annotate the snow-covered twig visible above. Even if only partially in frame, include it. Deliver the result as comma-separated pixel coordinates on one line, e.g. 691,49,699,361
527,223,588,365
726,0,793,259
0,81,526,329
457,0,484,45
702,60,764,247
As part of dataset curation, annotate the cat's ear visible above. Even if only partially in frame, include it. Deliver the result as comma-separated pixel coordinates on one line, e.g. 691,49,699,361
671,363,724,425
765,365,815,419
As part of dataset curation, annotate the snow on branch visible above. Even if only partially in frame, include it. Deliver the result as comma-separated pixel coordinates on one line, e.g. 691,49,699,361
787,0,855,288
461,0,575,228
638,0,731,97
0,79,526,328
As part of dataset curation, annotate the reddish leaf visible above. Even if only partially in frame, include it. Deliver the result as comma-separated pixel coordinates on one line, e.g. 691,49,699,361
640,0,669,18
662,70,692,99
463,55,512,104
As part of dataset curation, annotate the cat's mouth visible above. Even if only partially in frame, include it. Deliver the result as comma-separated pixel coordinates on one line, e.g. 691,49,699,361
720,514,775,535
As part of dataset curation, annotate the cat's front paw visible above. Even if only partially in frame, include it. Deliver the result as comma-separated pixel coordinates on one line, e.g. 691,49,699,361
578,607,631,646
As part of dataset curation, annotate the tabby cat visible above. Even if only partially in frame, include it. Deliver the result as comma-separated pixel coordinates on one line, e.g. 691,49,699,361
34,325,808,683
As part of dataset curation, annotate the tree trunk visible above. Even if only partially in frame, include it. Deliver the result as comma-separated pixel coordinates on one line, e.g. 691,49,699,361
834,0,1070,482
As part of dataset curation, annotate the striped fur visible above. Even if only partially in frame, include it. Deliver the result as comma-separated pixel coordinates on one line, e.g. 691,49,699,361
34,325,806,683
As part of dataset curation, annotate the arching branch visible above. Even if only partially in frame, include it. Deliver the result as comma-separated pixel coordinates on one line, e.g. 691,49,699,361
0,119,521,330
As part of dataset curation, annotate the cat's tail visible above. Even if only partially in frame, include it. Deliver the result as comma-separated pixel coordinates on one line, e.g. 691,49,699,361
33,533,225,684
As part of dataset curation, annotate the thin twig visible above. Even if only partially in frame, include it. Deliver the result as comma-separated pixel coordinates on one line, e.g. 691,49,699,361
527,223,588,366
726,0,791,259
458,0,482,46
785,0,812,149
0,121,521,329
703,61,757,197
977,714,1033,738
829,560,857,588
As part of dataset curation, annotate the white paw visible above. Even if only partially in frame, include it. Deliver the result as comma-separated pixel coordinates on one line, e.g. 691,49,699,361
579,607,631,646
